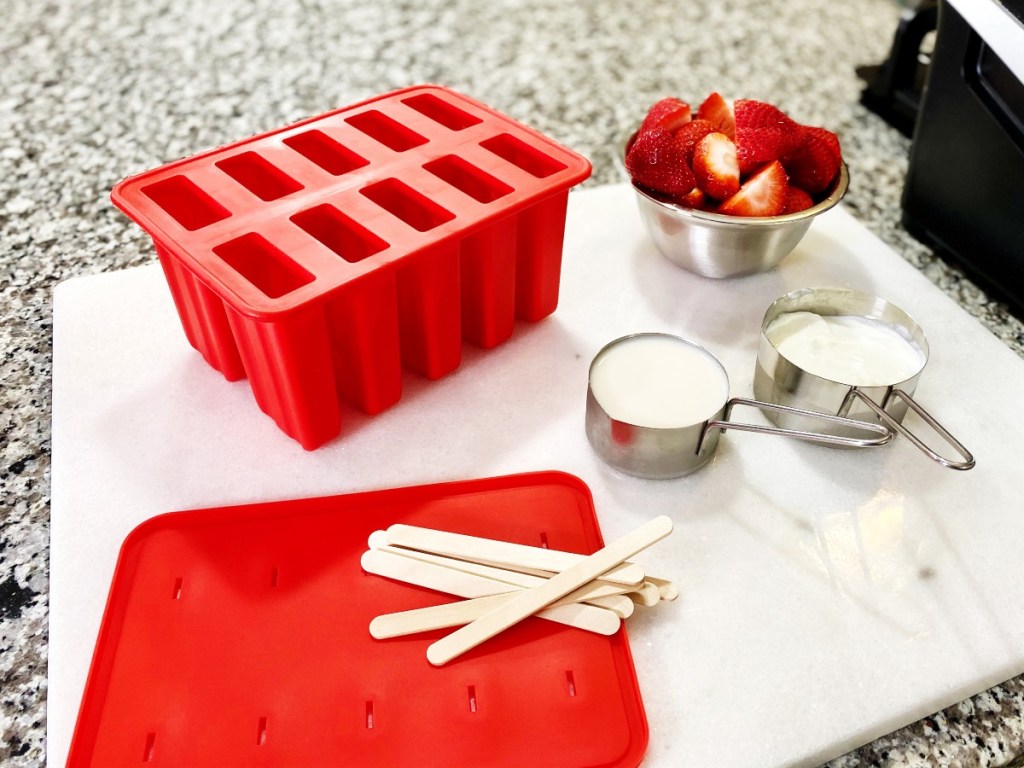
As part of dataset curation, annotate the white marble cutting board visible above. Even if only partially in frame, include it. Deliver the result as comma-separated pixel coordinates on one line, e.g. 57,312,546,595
50,184,1024,767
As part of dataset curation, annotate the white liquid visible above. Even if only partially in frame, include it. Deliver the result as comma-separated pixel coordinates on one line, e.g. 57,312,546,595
589,335,729,428
765,311,926,386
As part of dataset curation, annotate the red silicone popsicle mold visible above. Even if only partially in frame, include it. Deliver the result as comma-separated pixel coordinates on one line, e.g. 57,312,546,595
111,86,591,449
68,471,649,768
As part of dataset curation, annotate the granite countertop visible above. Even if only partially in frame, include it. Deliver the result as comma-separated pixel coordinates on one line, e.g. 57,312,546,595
2,0,1023,765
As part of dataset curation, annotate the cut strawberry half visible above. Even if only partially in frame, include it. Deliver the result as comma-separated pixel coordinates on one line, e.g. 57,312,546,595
717,160,788,217
782,186,815,214
733,99,802,175
625,126,697,199
697,92,735,140
692,132,740,201
681,187,707,209
638,97,692,135
782,126,841,195
675,118,717,165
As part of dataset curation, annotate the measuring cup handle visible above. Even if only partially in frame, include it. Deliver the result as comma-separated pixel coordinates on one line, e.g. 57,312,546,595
848,389,975,470
704,397,893,448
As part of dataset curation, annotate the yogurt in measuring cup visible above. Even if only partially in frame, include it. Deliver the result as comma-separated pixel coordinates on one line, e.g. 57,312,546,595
764,311,926,386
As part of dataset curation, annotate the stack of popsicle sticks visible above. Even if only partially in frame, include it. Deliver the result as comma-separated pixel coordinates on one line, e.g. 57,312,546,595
362,515,675,665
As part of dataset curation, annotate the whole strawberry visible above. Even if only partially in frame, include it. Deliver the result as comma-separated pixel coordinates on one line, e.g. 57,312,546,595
783,126,842,195
625,127,696,200
675,119,718,165
733,99,802,175
782,186,815,214
638,97,693,135
697,92,735,140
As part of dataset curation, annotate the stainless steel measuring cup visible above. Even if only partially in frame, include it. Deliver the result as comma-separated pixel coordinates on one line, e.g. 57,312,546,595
585,333,892,479
753,287,975,470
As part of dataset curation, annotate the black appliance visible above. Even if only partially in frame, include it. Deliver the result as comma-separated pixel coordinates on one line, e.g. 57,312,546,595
863,0,1024,319
858,1,938,137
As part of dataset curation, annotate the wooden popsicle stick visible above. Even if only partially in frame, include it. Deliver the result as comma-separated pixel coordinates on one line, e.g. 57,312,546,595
362,550,621,636
581,592,634,618
371,594,513,638
396,554,645,596
373,543,634,618
369,531,675,593
498,562,676,599
385,524,646,586
369,536,636,607
462,560,675,599
463,560,563,580
370,588,622,638
646,575,679,601
361,549,509,599
362,548,574,615
372,538,549,589
367,543,633,617
627,581,661,608
426,516,673,666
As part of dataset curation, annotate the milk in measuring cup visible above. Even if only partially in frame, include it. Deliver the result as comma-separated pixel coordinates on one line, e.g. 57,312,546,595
589,335,730,429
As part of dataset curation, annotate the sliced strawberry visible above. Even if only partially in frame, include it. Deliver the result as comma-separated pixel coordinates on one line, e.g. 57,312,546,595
625,126,697,199
681,187,707,209
733,99,802,175
675,118,717,165
782,126,841,195
782,186,815,214
717,160,788,217
697,92,735,139
639,97,692,135
692,132,740,200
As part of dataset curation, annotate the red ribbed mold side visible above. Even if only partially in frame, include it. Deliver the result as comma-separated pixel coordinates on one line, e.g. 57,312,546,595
324,271,403,416
514,192,571,322
459,215,518,349
396,242,462,379
155,246,246,381
223,305,341,450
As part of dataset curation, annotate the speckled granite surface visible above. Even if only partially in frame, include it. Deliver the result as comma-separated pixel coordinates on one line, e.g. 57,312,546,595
2,0,1023,765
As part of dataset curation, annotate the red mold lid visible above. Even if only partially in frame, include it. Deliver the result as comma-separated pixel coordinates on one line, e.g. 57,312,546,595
111,85,592,317
68,471,649,767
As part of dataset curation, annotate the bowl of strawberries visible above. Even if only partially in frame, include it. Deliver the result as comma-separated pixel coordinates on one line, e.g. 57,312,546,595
625,93,848,278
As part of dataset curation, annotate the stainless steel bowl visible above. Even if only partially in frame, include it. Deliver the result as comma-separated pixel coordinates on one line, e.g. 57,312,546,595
627,136,849,278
